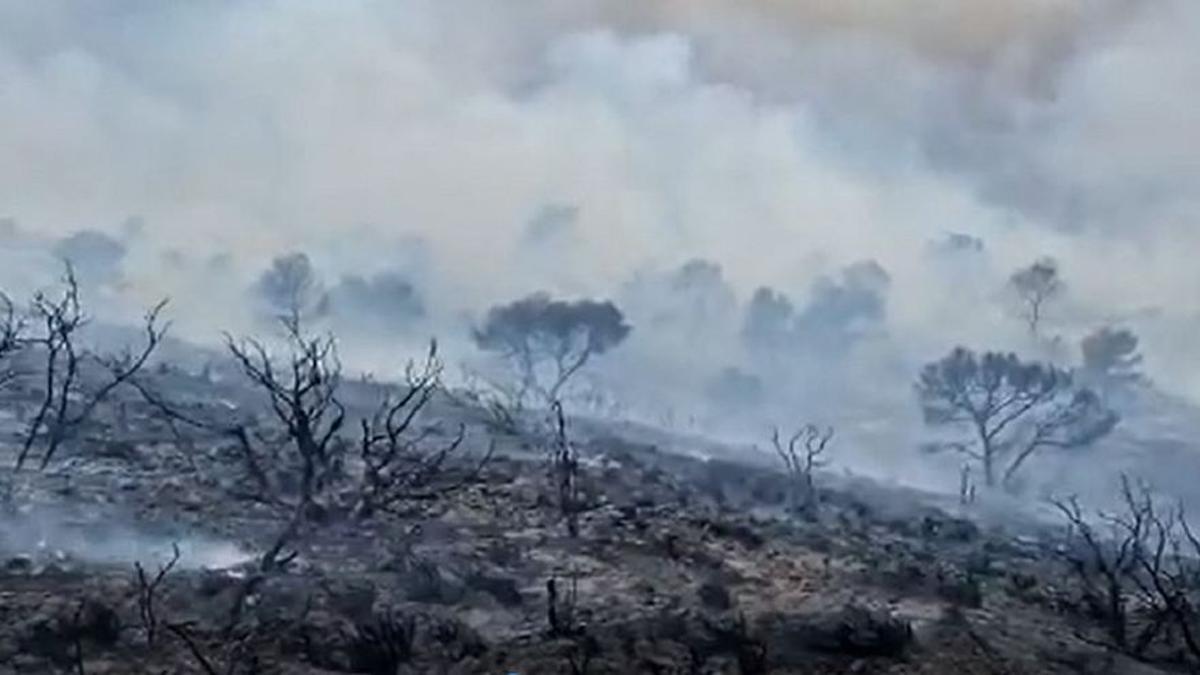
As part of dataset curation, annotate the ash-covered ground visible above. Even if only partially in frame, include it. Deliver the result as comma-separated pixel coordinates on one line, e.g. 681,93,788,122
0,351,1178,675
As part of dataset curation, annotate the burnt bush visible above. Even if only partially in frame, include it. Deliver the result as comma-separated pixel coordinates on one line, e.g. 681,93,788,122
347,611,416,675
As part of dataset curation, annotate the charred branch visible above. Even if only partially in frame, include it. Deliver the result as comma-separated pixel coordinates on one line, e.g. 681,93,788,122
549,401,582,538
917,348,1116,489
355,341,489,517
771,424,833,518
14,266,169,471
0,291,24,388
133,543,181,647
1054,476,1200,665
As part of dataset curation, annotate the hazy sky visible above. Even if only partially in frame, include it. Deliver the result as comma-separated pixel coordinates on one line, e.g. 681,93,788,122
1,0,1198,392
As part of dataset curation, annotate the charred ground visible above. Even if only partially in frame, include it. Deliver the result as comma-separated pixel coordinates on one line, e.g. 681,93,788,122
0,351,1176,674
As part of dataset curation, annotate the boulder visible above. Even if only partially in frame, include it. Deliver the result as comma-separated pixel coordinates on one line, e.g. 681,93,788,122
759,604,913,665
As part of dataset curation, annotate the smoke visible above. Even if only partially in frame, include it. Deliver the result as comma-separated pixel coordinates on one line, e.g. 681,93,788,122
0,2,1198,399
52,229,127,287
0,504,253,571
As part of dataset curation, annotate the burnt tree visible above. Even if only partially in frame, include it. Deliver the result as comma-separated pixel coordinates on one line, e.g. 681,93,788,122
771,424,833,518
1055,477,1200,664
14,266,168,471
133,544,181,647
225,316,347,571
354,340,489,519
0,291,24,388
140,320,491,571
1053,487,1147,653
916,348,1117,489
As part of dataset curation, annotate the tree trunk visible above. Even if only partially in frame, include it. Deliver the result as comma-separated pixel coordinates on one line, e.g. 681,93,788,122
982,447,995,487
259,507,304,572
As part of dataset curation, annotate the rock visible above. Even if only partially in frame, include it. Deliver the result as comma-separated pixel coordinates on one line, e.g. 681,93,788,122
697,581,732,611
324,579,380,623
194,569,243,598
283,609,356,671
9,653,45,671
466,572,523,608
18,598,122,661
759,605,913,665
38,562,70,576
700,518,765,550
920,514,978,542
938,570,983,608
400,560,466,605
97,440,139,462
424,615,488,661
4,555,34,573
76,600,122,646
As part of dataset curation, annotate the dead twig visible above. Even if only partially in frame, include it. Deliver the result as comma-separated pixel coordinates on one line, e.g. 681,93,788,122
133,543,181,647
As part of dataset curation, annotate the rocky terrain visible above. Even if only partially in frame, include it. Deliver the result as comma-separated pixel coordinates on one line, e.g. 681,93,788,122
0,362,1182,674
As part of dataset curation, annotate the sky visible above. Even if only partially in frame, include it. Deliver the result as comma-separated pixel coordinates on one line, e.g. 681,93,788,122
1,0,1199,400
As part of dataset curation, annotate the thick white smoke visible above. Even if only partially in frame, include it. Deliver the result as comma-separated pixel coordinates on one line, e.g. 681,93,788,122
0,0,1198,399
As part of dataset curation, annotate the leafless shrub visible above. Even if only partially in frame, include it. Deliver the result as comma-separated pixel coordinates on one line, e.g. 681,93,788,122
1053,486,1147,654
14,266,169,471
129,545,263,675
355,341,490,519
0,291,25,388
133,543,181,647
771,424,833,519
166,622,259,675
450,364,526,435
57,598,121,675
133,319,486,572
1054,476,1200,665
120,338,311,569
224,314,346,571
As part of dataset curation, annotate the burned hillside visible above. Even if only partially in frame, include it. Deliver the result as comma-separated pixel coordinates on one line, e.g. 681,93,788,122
0,290,1194,674
5,1,1200,672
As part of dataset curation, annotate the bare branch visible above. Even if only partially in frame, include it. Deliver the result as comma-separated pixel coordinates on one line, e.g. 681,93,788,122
14,265,169,471
771,423,834,519
917,348,1116,489
1054,476,1200,664
134,543,181,647
165,623,223,675
549,400,582,538
354,341,489,518
0,291,25,388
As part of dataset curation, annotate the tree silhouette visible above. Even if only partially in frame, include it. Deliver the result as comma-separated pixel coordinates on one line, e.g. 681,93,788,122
473,293,630,405
1081,326,1143,390
1009,258,1063,338
252,252,329,324
917,347,1117,488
